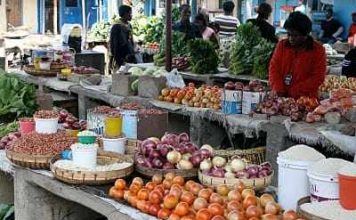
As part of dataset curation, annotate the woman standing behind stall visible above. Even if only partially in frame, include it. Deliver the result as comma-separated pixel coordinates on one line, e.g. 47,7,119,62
269,12,326,99
194,13,219,45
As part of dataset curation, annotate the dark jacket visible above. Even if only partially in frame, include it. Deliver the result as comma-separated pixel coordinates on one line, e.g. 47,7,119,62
342,48,356,78
110,21,136,67
173,21,202,41
247,17,278,43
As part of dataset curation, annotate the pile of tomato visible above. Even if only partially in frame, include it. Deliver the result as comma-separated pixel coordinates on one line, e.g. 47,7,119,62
109,172,304,220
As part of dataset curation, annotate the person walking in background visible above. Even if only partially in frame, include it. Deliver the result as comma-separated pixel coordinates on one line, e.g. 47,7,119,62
319,8,344,44
214,1,240,38
173,4,202,41
194,13,219,46
247,3,278,43
109,5,136,71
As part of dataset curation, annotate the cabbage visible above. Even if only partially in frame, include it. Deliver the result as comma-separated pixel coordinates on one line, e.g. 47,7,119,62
153,69,167,77
143,66,158,75
128,67,144,76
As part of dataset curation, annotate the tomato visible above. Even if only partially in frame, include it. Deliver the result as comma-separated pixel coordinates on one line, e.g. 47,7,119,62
184,180,196,191
165,172,176,181
158,208,172,220
177,90,186,99
216,184,229,197
161,88,170,96
152,174,163,184
145,182,156,191
169,213,181,220
180,191,195,205
109,187,124,200
196,208,212,220
164,194,179,209
129,183,141,195
208,203,224,217
209,193,224,205
170,89,179,97
137,188,150,201
114,179,126,190
174,202,190,217
132,177,144,188
149,190,163,205
163,179,173,189
149,203,161,216
172,176,185,186
198,188,213,201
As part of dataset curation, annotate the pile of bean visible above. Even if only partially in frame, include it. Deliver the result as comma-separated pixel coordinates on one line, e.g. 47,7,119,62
106,110,121,117
7,131,76,155
120,103,143,110
34,110,59,119
138,108,165,115
92,106,114,114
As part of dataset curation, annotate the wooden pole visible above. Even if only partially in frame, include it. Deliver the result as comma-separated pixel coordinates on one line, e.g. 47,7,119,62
53,0,58,34
165,0,172,72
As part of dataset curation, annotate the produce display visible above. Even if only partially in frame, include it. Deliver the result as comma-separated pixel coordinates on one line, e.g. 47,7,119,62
59,110,87,131
305,88,354,123
142,42,160,55
0,130,21,150
319,76,356,93
158,83,221,110
109,173,304,220
0,121,18,139
224,80,264,92
72,66,100,75
135,132,209,170
52,159,132,172
187,39,219,74
229,23,275,79
256,94,319,121
0,72,38,118
34,110,59,119
172,56,190,71
6,131,75,155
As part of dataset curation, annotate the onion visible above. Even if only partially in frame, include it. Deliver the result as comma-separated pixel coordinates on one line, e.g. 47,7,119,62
201,144,214,154
176,143,188,154
177,159,193,170
225,172,235,178
141,139,156,157
143,158,153,168
149,149,161,160
147,137,160,144
200,159,212,171
182,153,192,161
258,169,269,178
152,158,163,169
163,162,176,169
224,164,233,173
161,133,179,146
261,162,272,170
185,143,198,154
136,154,146,165
158,144,170,157
166,150,181,164
246,165,259,176
230,159,246,172
178,132,190,143
199,149,212,159
190,154,203,167
235,170,249,179
210,167,225,178
212,156,226,168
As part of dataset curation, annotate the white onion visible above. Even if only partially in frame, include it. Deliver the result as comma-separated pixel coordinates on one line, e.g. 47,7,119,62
224,163,233,172
201,144,214,154
167,150,182,164
212,156,226,168
182,153,192,161
200,159,212,171
230,158,246,172
225,171,235,178
177,159,193,170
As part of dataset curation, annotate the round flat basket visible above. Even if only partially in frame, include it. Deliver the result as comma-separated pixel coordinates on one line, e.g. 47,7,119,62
213,147,266,165
198,170,273,190
6,150,53,169
296,197,329,220
50,151,134,185
135,163,198,179
23,65,60,77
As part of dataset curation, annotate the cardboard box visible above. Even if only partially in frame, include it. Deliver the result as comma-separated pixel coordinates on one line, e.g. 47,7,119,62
138,75,166,98
111,73,138,96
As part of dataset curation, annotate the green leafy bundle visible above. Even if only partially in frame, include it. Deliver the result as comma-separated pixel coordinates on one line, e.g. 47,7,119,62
229,23,275,78
188,39,219,74
0,71,38,118
87,21,112,42
0,204,14,220
0,121,18,138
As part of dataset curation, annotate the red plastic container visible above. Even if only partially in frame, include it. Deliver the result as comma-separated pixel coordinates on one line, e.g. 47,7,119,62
19,120,35,135
339,173,356,210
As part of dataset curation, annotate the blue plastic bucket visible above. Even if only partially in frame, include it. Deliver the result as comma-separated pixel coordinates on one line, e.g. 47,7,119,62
121,110,138,139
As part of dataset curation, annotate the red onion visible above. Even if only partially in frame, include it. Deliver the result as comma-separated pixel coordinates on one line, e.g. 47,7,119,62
246,166,259,176
144,158,153,168
209,167,225,178
186,143,198,154
190,154,203,167
199,149,211,159
163,162,175,169
158,144,170,157
258,169,269,178
176,143,187,154
235,170,249,179
149,149,161,160
152,158,163,169
161,133,179,147
178,132,190,143
260,162,272,170
141,139,156,157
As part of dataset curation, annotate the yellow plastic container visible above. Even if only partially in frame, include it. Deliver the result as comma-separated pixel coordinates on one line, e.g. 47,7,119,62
104,116,123,138
34,57,41,70
61,67,72,76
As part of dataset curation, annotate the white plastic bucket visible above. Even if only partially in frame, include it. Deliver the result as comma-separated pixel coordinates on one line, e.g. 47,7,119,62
39,61,51,70
72,146,97,169
34,117,58,134
102,137,127,154
277,157,317,210
308,172,339,203
121,110,137,139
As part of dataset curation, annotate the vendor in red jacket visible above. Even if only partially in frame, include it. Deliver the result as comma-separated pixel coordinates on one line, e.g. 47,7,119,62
269,12,326,99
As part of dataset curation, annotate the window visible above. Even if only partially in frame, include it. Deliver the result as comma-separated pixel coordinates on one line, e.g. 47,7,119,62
65,0,78,7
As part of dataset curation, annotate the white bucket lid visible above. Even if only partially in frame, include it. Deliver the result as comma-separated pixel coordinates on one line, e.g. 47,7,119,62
278,144,325,167
277,156,318,169
308,158,354,180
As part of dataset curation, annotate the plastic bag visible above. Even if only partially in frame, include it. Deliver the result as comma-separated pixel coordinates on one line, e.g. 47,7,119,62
165,68,185,88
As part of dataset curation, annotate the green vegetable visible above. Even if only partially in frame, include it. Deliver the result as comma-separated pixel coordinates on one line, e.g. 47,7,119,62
143,66,159,75
188,39,219,74
252,39,275,79
0,121,18,138
131,79,139,93
0,71,38,119
0,204,14,220
128,67,144,76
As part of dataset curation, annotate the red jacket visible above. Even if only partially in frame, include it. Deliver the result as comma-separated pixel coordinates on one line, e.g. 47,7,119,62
269,38,326,99
349,24,356,37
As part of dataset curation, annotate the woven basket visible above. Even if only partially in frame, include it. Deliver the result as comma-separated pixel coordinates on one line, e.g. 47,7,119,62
6,150,53,169
50,151,134,185
297,197,328,220
213,147,266,165
135,163,198,179
23,65,60,77
198,170,273,190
